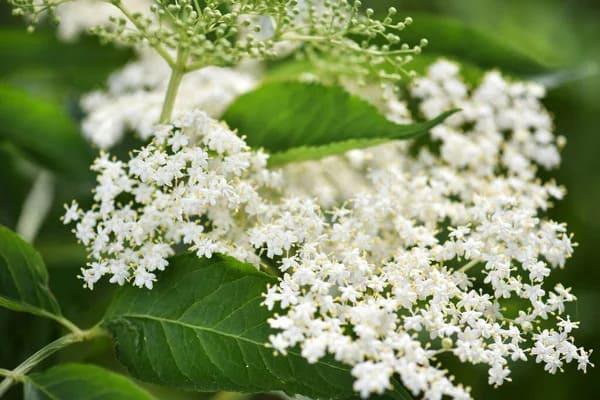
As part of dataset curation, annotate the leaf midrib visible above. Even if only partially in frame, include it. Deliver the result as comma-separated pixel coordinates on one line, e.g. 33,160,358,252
112,312,350,373
0,295,62,321
24,377,61,400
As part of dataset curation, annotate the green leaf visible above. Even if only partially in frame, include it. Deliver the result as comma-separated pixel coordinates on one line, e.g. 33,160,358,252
222,81,453,166
0,84,94,177
23,363,155,400
0,225,61,320
0,28,131,92
103,254,412,399
531,62,600,89
268,110,455,166
396,13,555,75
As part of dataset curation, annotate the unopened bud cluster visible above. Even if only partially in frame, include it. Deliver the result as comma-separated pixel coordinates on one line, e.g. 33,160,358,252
9,0,425,85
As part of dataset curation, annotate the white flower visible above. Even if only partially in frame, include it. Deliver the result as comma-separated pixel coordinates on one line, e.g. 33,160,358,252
62,201,80,224
80,51,257,149
108,262,130,286
488,364,511,386
262,60,589,399
66,110,281,289
352,361,393,398
133,268,156,290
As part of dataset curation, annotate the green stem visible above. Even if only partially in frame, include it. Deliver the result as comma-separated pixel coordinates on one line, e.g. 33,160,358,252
184,60,208,72
113,2,175,67
0,299,84,336
53,315,85,336
260,261,281,277
159,49,189,123
212,392,249,400
458,259,480,273
0,326,108,397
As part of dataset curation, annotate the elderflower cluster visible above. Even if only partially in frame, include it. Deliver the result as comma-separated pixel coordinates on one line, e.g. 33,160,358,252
63,110,281,289
411,60,562,172
81,50,257,148
263,170,588,398
283,59,564,206
13,0,591,395
63,59,592,398
261,60,591,398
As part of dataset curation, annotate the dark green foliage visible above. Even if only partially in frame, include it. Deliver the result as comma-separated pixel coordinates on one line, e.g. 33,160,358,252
23,363,155,399
104,254,411,399
0,225,61,319
0,84,94,178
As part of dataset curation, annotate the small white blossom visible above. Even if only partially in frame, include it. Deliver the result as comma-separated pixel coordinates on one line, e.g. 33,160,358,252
66,110,281,288
61,201,80,224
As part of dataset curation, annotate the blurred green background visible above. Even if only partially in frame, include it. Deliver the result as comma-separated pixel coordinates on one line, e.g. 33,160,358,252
0,0,598,399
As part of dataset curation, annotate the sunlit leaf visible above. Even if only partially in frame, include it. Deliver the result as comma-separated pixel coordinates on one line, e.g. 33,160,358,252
223,81,453,166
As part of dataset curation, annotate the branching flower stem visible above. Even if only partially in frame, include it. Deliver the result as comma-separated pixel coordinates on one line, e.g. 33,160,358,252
52,314,85,335
0,325,109,397
159,48,190,123
112,1,175,67
105,0,190,123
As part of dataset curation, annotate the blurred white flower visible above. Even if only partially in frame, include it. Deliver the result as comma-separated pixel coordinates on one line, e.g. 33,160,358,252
81,51,257,148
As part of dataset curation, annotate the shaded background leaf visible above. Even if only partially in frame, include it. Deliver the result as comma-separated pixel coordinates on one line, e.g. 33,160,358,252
0,29,131,93
0,225,61,319
0,84,94,179
376,12,556,75
23,363,155,400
